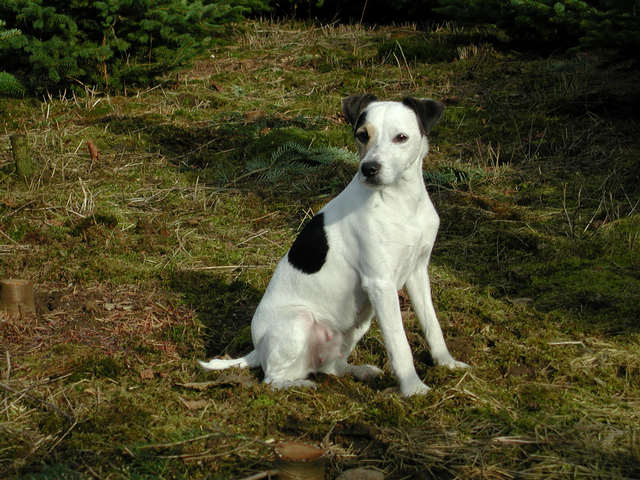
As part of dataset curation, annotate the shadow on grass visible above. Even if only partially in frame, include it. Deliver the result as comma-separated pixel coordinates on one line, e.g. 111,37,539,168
100,110,355,198
432,190,640,336
169,270,260,357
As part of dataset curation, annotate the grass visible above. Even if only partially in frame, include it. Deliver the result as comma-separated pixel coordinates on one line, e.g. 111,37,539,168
1,19,639,479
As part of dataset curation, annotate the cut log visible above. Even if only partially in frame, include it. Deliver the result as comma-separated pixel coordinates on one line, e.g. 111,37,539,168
0,278,36,318
10,134,36,178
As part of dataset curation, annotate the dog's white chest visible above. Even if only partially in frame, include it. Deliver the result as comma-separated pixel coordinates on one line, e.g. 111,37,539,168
323,184,438,290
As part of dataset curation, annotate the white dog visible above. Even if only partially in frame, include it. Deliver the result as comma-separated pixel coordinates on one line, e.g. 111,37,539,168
199,94,469,396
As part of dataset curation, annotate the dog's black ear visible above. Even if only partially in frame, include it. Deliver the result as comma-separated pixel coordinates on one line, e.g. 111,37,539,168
402,97,445,135
342,94,378,128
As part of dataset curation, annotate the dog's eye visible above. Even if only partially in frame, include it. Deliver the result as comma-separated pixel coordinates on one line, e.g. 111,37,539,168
393,133,409,144
355,130,369,143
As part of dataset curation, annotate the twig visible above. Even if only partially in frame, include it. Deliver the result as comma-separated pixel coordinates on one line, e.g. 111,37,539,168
251,211,278,222
359,0,369,25
186,265,268,271
81,459,104,480
172,139,235,162
492,436,540,445
235,470,280,480
0,229,19,244
0,381,74,421
547,341,586,348
228,167,269,185
0,201,36,220
137,433,219,450
138,430,273,451
236,229,269,247
583,195,605,235
394,41,416,89
4,350,10,381
562,183,574,237
48,417,79,452
0,244,30,254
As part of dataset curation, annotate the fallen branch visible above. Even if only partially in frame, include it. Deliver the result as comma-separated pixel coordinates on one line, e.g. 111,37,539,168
235,470,280,480
137,433,219,450
185,265,268,271
547,341,586,348
0,381,74,421
137,429,272,451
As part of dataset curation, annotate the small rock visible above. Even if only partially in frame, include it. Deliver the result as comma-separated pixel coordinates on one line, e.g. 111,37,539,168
336,468,384,480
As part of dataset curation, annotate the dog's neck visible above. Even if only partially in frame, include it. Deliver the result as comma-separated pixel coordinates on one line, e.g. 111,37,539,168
355,151,430,216
389,155,429,206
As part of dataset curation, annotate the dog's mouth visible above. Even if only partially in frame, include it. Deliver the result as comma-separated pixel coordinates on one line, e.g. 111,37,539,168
359,171,383,186
365,176,382,186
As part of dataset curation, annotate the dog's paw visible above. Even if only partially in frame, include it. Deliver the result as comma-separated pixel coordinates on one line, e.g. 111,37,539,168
351,364,384,381
400,379,431,397
433,354,470,370
444,359,470,370
267,378,317,390
451,359,470,370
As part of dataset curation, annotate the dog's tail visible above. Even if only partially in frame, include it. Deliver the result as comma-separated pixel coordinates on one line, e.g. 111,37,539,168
198,350,260,371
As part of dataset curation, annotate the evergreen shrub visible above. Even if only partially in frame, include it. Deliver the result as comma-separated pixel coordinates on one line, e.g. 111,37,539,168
435,0,640,54
0,0,268,94
0,19,24,96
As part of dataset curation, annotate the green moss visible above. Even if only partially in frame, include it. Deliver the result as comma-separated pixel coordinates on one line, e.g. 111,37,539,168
23,465,87,480
69,354,122,381
250,394,277,408
69,213,119,237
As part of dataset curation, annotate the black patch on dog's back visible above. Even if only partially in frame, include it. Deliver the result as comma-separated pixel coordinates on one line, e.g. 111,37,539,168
288,213,328,274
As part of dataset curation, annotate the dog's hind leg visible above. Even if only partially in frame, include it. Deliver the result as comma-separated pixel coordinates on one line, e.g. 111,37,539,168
265,378,318,390
331,361,384,381
257,308,327,389
198,350,259,371
323,313,384,381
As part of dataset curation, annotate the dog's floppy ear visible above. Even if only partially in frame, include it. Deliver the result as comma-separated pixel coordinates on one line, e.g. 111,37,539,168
342,94,378,128
402,97,445,135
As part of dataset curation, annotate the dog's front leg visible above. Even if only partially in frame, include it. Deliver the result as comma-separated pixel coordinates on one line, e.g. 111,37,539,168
405,266,469,369
363,278,430,396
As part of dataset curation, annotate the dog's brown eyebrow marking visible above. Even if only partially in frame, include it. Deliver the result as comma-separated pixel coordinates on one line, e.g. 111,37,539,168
288,213,329,274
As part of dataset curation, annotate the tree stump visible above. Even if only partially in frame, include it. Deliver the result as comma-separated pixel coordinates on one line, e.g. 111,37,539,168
274,442,325,480
10,134,36,178
0,279,36,318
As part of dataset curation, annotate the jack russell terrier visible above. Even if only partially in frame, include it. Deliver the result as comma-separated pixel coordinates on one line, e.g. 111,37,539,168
199,94,469,396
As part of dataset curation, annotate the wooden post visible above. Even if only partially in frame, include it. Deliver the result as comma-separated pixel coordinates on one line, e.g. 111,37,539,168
10,134,36,178
0,279,36,318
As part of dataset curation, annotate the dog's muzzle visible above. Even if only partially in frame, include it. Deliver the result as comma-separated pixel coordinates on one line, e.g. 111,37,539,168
360,161,381,181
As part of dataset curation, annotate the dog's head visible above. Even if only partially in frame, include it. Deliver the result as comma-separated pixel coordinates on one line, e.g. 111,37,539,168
342,94,444,187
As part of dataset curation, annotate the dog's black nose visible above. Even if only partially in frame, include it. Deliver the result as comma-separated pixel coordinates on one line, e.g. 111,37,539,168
361,161,381,178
